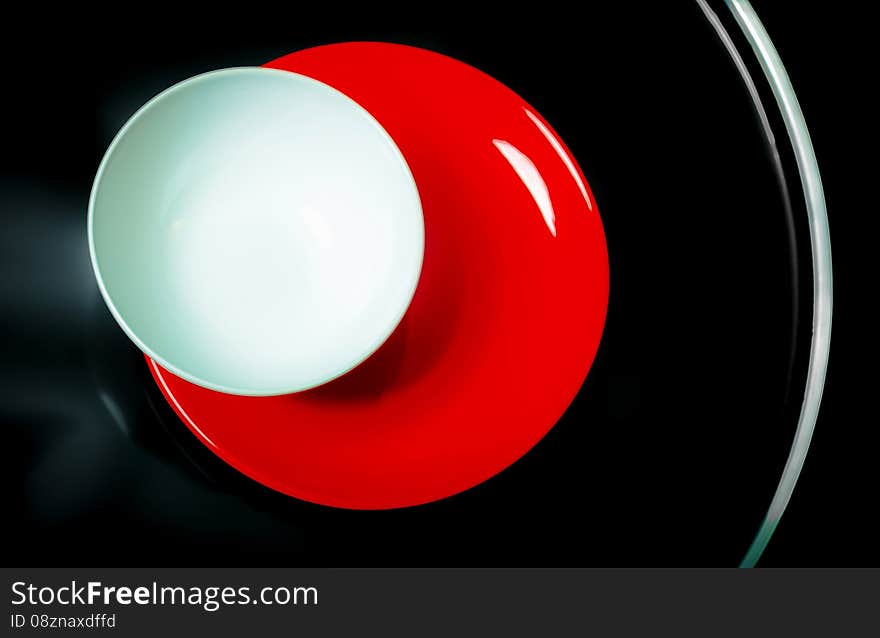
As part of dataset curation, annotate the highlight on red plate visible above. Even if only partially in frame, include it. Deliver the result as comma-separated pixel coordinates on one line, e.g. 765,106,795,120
147,42,609,509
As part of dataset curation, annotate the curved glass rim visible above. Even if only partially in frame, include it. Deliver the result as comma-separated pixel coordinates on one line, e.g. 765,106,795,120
698,0,833,566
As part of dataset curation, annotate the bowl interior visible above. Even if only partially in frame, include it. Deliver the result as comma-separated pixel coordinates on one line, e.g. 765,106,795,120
90,67,424,395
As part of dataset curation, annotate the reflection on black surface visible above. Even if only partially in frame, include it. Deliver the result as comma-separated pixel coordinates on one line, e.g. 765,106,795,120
2,181,306,558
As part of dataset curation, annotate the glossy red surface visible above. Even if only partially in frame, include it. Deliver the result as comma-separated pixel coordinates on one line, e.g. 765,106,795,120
147,42,609,509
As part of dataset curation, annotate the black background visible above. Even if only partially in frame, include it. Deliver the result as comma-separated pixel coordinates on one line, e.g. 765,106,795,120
1,2,873,565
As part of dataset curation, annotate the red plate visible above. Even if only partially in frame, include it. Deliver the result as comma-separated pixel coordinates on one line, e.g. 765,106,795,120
147,42,609,509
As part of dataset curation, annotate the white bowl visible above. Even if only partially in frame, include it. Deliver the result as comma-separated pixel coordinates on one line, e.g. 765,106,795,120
89,67,424,396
